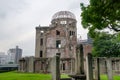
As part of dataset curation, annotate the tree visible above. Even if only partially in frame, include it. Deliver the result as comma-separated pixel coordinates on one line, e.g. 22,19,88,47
80,0,120,38
92,32,120,57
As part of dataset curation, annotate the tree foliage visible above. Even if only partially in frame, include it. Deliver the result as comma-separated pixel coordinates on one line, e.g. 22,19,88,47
80,0,120,38
92,32,120,57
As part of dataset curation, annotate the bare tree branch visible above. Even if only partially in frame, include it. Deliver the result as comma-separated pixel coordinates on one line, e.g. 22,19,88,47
108,24,120,32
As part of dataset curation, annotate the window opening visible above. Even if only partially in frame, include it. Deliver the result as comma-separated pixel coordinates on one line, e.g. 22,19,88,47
56,30,60,35
63,63,65,70
69,31,72,36
40,51,43,57
60,21,67,24
56,40,61,48
40,38,43,46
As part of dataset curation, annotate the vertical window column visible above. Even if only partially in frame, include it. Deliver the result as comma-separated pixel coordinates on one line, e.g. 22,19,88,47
40,51,43,57
40,38,43,46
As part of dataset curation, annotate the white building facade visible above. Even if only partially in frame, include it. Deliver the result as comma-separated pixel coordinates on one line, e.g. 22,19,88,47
0,52,8,64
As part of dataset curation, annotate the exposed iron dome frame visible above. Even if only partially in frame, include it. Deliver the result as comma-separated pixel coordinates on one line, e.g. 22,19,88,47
52,11,76,20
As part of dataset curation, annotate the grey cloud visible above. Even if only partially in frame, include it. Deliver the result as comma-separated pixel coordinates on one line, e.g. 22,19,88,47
0,0,27,19
0,12,6,19
0,0,88,56
68,0,89,10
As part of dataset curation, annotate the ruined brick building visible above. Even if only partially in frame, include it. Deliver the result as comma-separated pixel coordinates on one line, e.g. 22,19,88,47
19,11,92,73
35,11,77,59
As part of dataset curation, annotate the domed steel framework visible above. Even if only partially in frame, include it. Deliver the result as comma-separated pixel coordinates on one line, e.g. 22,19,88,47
52,11,76,20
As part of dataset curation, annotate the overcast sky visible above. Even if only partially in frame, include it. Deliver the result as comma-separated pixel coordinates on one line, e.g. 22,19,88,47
0,0,89,56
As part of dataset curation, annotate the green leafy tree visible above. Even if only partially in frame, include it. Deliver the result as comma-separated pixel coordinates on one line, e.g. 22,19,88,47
92,32,120,57
80,0,120,38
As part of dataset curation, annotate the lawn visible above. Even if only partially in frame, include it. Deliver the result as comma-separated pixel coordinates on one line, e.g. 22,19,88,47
101,75,120,80
0,71,69,80
1,71,120,80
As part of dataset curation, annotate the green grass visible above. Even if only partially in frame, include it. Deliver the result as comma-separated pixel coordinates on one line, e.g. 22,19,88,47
101,75,108,80
101,74,120,80
0,71,51,80
61,73,70,78
1,71,120,80
4,71,120,80
0,71,69,80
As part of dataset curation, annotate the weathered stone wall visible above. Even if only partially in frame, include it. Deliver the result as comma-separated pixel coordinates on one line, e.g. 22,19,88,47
93,58,120,75
19,57,75,73
35,24,77,59
82,44,92,74
35,14,77,59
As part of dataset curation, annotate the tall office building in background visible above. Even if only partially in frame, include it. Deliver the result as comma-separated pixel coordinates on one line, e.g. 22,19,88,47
8,46,22,64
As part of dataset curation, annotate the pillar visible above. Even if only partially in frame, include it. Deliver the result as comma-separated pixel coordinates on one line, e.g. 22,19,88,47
106,58,113,80
94,58,100,80
51,53,60,80
86,53,93,80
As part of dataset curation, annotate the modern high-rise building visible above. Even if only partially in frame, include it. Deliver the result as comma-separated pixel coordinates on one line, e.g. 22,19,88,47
8,46,22,64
